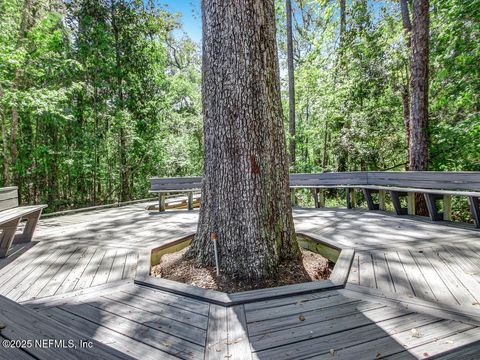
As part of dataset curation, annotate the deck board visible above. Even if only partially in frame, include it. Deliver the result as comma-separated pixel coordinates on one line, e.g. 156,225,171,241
58,302,204,359
40,307,179,360
0,204,479,359
372,251,395,293
0,295,133,360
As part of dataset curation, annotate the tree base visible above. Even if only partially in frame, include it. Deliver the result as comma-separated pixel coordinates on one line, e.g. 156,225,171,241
153,246,332,293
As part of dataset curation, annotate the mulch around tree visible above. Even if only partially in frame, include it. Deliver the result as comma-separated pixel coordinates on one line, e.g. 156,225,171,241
151,246,333,293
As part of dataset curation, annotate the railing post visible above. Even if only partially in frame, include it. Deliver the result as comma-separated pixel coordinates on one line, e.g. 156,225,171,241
468,196,480,228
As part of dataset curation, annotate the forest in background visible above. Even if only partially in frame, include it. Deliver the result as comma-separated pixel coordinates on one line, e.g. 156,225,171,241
0,0,478,212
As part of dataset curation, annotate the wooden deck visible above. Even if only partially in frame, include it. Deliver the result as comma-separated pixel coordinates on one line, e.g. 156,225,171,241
0,202,479,359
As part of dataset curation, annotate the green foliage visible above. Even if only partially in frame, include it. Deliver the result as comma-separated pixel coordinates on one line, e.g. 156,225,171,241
0,0,202,211
0,0,478,213
277,0,479,173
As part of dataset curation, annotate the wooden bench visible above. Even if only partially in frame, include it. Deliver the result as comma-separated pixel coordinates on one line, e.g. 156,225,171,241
0,187,47,257
290,172,480,228
150,177,202,211
150,172,480,228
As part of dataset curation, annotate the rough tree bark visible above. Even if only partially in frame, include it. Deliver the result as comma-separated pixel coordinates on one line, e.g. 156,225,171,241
409,0,429,215
400,0,412,167
286,0,296,168
336,0,347,172
187,0,301,282
400,0,412,45
1,114,8,185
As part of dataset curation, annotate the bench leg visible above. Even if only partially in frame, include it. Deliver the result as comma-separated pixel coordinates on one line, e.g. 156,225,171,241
346,188,352,209
291,189,297,206
379,190,386,210
311,189,319,208
468,196,480,228
390,191,408,215
14,208,43,243
0,218,21,258
407,193,416,215
443,195,452,221
159,193,166,212
363,189,379,210
351,189,356,208
424,193,443,221
188,192,193,210
318,189,325,208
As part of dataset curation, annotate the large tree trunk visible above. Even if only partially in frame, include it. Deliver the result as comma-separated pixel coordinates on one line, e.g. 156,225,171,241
188,0,301,282
409,0,429,215
286,0,296,168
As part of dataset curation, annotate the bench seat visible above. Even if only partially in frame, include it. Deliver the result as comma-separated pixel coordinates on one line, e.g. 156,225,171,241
292,184,480,198
0,205,47,226
0,187,47,258
289,172,480,228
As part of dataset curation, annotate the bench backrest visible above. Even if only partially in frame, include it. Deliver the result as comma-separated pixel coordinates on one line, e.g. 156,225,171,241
0,187,19,211
150,177,202,192
365,171,480,191
150,172,480,192
289,172,368,187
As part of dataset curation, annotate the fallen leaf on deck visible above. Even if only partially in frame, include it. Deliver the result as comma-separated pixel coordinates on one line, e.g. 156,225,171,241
299,314,305,321
410,328,422,338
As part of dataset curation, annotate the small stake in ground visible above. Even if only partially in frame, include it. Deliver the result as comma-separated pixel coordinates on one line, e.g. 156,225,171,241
211,232,220,276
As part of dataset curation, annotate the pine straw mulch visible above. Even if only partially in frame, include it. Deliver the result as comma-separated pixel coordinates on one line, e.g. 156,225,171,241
151,246,333,293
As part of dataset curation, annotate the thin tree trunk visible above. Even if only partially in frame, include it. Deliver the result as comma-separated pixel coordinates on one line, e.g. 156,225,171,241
286,0,296,168
339,0,346,47
322,120,329,170
111,0,129,202
10,0,35,199
188,0,301,282
336,0,347,172
400,0,412,167
409,0,429,215
10,77,19,188
1,114,8,185
401,86,410,168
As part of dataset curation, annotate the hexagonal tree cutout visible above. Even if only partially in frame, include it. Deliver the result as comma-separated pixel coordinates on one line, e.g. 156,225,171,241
135,233,354,306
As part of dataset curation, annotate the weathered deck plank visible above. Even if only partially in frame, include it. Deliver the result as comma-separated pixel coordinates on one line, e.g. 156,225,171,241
57,302,204,359
0,295,133,360
40,307,180,360
1,204,479,359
